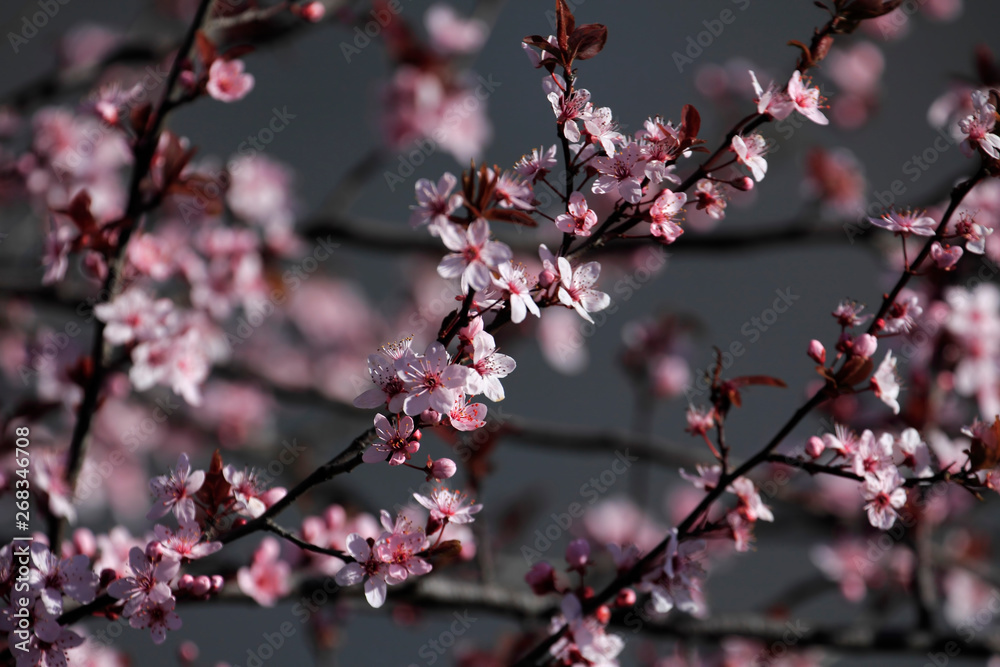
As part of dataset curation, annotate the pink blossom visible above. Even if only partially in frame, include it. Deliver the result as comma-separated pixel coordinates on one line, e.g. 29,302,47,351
639,529,707,617
882,293,924,334
226,155,298,241
693,179,727,219
107,546,180,616
413,487,483,525
649,189,687,243
129,595,183,644
547,82,592,144
592,143,645,204
397,341,471,416
334,532,400,608
808,339,826,364
515,145,558,181
958,91,1000,159
565,539,590,572
787,70,829,125
806,436,826,458
467,331,516,401
129,327,216,406
871,350,901,414
679,463,721,491
363,413,419,465
549,593,624,665
868,209,937,236
851,333,879,359
894,428,933,477
731,133,769,182
851,430,894,476
684,406,716,437
427,457,457,481
447,393,487,431
223,465,268,517
354,338,416,411
493,261,540,324
556,258,611,323
410,173,462,232
237,538,291,607
728,477,774,523
437,219,513,292
555,192,599,236
17,619,84,667
27,543,98,619
147,453,205,525
832,299,871,328
425,3,488,54
206,58,255,103
374,516,432,583
153,524,223,561
494,171,535,210
930,241,963,269
581,106,624,156
823,423,863,457
862,468,907,530
749,70,793,119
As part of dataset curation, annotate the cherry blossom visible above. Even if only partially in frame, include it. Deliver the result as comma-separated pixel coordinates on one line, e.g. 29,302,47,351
556,258,611,323
731,133,769,182
334,532,401,608
373,516,432,583
467,331,516,401
749,70,794,119
515,145,558,181
17,619,84,666
448,393,488,431
223,465,268,518
958,90,1000,159
129,596,183,644
413,487,483,526
693,179,727,219
494,171,535,210
354,339,416,411
832,299,872,328
851,430,894,476
549,593,624,666
107,547,180,617
649,189,687,243
437,219,513,292
153,524,223,561
410,173,462,231
868,209,937,236
639,529,707,617
728,477,774,523
547,82,592,144
894,428,933,477
27,543,98,619
493,261,540,323
425,3,489,54
147,453,205,525
555,191,599,236
862,467,907,530
237,538,291,607
871,350,902,414
363,413,419,465
592,143,645,204
581,106,624,156
930,241,963,269
206,58,255,102
787,70,829,125
397,341,471,416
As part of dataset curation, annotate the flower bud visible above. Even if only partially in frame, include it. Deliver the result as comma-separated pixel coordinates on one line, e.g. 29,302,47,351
525,561,557,595
807,339,826,365
806,436,826,459
853,333,878,359
539,268,558,288
428,457,457,481
179,573,195,590
565,538,590,571
300,1,325,22
211,575,225,591
615,588,637,607
731,176,755,191
191,575,212,596
595,604,611,625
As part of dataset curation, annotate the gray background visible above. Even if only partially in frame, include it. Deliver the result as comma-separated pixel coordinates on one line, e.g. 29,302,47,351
2,0,1000,665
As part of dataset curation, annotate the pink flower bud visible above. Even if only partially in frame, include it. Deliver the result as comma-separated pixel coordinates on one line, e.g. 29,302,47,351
732,176,755,191
261,487,287,508
211,575,225,591
525,561,557,595
300,1,325,22
146,541,165,560
428,457,457,481
565,538,590,571
853,333,878,359
595,604,611,624
179,574,195,590
324,504,347,529
930,241,963,270
178,640,199,662
420,409,442,425
72,528,97,558
191,575,212,596
806,436,826,459
539,268,557,288
807,339,826,365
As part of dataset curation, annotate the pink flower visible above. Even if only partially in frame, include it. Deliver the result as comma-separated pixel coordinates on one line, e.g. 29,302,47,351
18,619,84,666
581,106,624,156
27,543,98,619
862,468,907,530
639,529,707,616
237,538,291,607
363,414,419,465
555,192,599,236
556,258,611,323
147,453,205,525
547,83,592,144
107,546,180,616
549,593,625,665
437,219,512,292
693,179,727,219
868,209,937,236
731,133,768,182
206,58,255,102
728,477,774,522
565,539,590,572
871,350,901,414
94,288,174,345
787,70,829,125
410,173,462,232
684,406,716,437
335,533,400,608
153,524,223,561
494,171,535,210
515,145,558,181
374,514,432,582
930,241,963,269
806,436,826,458
467,331,515,401
959,91,1000,159
823,423,862,457
649,189,687,243
851,333,879,359
223,465,268,517
749,70,793,119
808,339,827,364
354,338,416,412
448,393,488,431
493,261,540,324
851,430,894,476
882,293,923,335
592,143,645,204
679,463,721,491
894,428,933,477
129,595,183,644
832,299,871,328
397,341,471,416
425,3,488,54
413,487,483,525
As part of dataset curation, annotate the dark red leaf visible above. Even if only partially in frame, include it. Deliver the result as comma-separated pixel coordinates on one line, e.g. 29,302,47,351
729,375,788,389
568,24,607,61
195,31,216,66
482,208,538,227
555,0,574,52
197,450,232,522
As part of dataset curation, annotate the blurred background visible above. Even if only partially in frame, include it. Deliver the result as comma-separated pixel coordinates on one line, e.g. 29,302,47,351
2,0,1000,665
